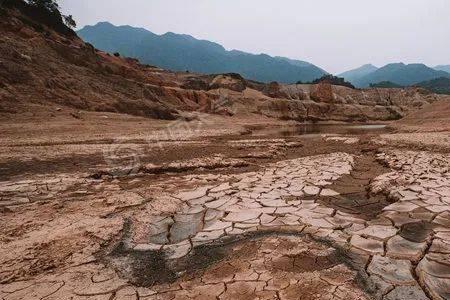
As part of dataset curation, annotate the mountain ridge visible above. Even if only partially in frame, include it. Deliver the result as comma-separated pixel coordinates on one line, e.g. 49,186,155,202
77,22,327,83
415,77,450,95
339,63,450,88
434,65,450,74
356,63,450,87
338,64,378,85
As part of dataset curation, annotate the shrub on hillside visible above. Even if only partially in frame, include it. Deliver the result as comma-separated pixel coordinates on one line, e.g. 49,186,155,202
414,77,450,95
298,75,355,89
3,0,77,35
312,75,355,89
370,81,403,88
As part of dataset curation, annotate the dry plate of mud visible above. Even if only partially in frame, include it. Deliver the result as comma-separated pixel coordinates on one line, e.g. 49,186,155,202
1,130,450,300
1,126,450,300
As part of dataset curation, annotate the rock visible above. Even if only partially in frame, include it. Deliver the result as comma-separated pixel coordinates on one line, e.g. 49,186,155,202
20,53,32,62
311,82,334,103
209,74,246,92
262,81,290,98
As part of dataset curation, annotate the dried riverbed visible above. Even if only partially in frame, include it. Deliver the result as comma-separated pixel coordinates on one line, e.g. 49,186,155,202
0,118,449,300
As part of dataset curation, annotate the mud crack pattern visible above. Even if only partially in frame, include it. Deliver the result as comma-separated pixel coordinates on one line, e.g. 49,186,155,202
1,149,449,300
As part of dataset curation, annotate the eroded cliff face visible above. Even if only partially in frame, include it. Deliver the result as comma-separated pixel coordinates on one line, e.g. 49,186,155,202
257,82,447,122
0,4,448,123
205,82,445,122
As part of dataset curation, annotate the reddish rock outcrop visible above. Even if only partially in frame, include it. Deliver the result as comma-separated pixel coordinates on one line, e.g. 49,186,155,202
311,82,334,103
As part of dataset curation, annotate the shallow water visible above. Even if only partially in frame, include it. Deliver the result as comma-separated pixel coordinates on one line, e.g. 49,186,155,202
253,123,389,137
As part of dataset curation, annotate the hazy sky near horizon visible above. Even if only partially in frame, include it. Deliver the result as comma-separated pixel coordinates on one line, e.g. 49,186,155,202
59,0,449,74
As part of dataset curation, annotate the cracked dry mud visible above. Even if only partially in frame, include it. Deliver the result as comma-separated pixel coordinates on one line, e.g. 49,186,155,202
1,127,450,300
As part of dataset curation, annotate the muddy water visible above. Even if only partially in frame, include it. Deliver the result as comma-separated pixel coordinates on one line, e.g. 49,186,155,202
252,123,390,137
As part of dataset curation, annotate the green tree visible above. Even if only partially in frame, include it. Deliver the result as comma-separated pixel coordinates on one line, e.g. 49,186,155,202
63,14,76,28
27,0,60,12
311,74,355,89
26,0,76,29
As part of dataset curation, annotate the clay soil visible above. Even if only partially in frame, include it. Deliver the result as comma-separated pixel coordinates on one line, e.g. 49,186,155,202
2,110,450,300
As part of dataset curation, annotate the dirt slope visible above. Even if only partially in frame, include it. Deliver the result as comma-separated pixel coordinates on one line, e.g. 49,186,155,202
393,100,450,131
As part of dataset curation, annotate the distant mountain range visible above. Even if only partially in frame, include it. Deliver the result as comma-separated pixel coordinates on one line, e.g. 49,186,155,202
434,65,450,74
77,22,327,83
339,63,450,88
338,64,379,85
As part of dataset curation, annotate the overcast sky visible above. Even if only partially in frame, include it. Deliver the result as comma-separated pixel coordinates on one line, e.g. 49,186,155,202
59,0,449,74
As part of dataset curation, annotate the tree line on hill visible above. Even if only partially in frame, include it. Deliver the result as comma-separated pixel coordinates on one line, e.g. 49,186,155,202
297,75,356,89
2,0,76,35
369,78,450,95
297,75,450,95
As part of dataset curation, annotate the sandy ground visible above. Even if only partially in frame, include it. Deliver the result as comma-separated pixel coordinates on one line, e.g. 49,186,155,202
1,113,450,300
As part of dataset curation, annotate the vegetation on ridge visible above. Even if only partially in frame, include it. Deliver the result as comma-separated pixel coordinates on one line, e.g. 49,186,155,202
414,77,450,95
3,0,76,35
77,22,327,84
370,81,403,88
297,74,355,89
